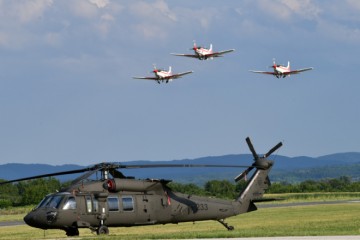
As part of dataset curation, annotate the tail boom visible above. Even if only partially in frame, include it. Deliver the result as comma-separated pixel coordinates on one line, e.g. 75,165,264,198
236,166,272,213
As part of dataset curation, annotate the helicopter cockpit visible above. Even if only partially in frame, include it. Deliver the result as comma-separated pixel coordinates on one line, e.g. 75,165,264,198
35,192,76,210
24,192,79,231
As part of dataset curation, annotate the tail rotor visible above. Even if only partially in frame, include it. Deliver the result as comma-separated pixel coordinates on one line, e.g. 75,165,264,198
234,137,282,182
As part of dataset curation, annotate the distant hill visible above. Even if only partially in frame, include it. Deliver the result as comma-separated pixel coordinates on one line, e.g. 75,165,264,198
1,152,360,186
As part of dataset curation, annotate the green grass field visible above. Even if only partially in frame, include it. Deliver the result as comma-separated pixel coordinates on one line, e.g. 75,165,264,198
0,202,359,239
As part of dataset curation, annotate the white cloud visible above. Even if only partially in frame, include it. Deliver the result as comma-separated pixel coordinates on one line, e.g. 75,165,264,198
95,13,115,37
69,0,99,19
128,0,178,39
0,31,9,46
347,0,360,10
280,0,320,20
135,23,167,40
256,0,320,21
89,0,109,9
130,0,177,22
318,19,360,44
44,32,62,47
0,0,53,24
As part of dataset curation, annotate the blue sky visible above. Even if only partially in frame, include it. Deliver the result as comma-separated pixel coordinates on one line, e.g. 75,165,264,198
0,0,359,165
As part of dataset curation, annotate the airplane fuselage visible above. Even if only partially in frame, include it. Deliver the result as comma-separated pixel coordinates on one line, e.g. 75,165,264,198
273,65,291,78
154,70,171,80
194,47,213,60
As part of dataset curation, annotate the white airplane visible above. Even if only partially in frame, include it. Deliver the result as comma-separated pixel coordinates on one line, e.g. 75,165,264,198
250,59,313,78
133,65,193,84
171,41,235,60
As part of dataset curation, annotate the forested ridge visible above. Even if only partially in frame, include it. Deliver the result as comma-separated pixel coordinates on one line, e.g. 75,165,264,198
1,176,360,208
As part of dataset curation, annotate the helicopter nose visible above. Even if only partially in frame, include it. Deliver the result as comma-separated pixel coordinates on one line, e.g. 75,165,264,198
24,210,50,229
24,211,37,228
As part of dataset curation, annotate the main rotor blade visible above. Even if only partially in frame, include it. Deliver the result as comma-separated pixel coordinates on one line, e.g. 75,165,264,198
70,169,98,185
246,137,259,160
0,166,94,185
116,164,251,169
109,168,126,178
264,142,283,158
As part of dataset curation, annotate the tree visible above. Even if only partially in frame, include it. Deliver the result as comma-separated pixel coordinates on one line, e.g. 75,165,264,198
205,180,236,199
17,178,61,206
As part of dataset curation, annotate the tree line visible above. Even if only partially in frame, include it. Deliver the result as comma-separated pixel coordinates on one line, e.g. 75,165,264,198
1,176,360,208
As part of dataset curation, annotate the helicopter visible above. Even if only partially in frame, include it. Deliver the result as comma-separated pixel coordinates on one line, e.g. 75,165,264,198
0,137,282,236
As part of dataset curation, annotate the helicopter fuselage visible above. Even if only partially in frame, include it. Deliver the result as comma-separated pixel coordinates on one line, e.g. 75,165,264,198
24,178,242,235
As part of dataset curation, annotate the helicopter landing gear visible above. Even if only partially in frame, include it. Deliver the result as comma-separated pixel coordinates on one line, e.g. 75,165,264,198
97,225,109,235
65,227,79,236
217,219,234,231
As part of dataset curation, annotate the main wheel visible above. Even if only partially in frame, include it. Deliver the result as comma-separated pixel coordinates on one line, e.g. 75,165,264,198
65,227,79,236
97,225,109,235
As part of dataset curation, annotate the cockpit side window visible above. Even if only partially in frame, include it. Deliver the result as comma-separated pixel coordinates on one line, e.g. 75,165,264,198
63,196,76,210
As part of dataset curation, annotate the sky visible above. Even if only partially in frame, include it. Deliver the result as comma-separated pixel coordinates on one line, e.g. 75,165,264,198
0,0,359,166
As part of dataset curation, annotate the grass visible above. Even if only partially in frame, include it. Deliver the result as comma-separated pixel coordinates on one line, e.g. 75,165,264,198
0,202,360,239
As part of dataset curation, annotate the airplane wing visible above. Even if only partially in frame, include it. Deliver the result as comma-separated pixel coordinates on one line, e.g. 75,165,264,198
132,76,159,80
288,67,314,74
249,70,275,75
170,53,199,59
208,49,235,57
166,71,194,79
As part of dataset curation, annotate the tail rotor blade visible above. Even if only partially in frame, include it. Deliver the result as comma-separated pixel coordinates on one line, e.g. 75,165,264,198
246,137,258,160
264,142,283,158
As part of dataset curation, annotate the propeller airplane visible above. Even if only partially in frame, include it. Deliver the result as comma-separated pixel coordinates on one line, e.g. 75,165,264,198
250,59,313,78
171,41,235,60
133,65,193,84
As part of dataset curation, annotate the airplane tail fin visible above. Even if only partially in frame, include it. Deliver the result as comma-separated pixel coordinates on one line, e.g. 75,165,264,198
287,61,290,69
192,40,197,50
234,137,282,214
168,66,172,74
270,58,276,69
209,44,213,51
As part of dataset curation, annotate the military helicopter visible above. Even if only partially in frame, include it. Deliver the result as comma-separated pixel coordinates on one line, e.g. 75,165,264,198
0,137,282,236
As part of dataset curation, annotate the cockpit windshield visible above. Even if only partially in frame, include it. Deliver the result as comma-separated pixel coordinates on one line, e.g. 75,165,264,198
35,194,67,210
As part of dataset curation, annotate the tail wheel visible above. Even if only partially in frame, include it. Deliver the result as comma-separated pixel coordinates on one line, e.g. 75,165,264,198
97,225,109,235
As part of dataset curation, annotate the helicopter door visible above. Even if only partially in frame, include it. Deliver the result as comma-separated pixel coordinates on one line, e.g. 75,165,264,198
135,195,151,224
60,195,78,224
77,195,99,226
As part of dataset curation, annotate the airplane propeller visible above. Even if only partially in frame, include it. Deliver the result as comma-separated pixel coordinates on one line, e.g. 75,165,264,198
151,64,158,73
234,137,282,182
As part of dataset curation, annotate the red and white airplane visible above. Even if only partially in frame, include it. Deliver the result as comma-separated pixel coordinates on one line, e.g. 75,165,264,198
133,65,193,84
250,59,313,78
171,41,235,60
